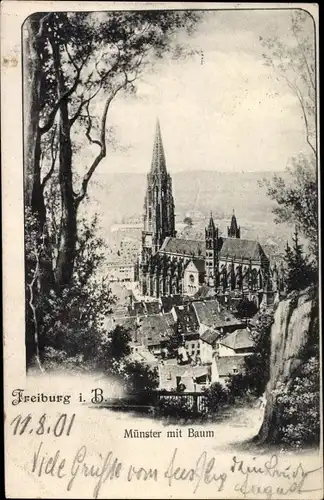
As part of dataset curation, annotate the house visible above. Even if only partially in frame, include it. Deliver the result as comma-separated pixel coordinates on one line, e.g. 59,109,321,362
158,359,211,391
128,301,146,317
200,327,255,364
145,301,161,315
172,304,200,358
211,355,247,384
180,365,211,391
127,299,161,317
192,299,244,336
199,329,221,364
127,347,158,366
218,328,255,356
160,294,187,313
107,261,136,282
120,313,176,356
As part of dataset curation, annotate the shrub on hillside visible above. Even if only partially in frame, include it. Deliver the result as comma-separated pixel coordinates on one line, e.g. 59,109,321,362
227,373,251,400
275,357,320,448
202,382,229,413
244,308,274,396
236,298,258,318
157,396,198,419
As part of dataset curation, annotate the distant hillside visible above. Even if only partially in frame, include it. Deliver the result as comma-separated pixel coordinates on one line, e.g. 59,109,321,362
90,170,287,221
85,169,292,255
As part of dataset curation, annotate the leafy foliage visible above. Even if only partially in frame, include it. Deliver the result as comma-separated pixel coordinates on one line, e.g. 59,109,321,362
202,382,229,413
243,308,273,396
35,10,202,206
260,12,317,258
157,396,199,419
95,326,132,374
121,361,159,394
275,357,320,447
183,216,193,227
236,297,258,319
262,154,318,257
226,373,251,400
27,214,116,367
283,228,317,292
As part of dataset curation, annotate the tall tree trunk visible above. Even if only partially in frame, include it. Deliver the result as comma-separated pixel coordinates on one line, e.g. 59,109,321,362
24,15,49,230
50,35,78,289
23,16,42,209
23,14,53,369
54,98,77,288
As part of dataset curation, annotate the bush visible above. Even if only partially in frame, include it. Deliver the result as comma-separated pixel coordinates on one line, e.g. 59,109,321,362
122,361,159,394
227,373,251,400
26,213,116,370
244,308,274,396
275,357,320,448
202,382,229,413
157,396,198,419
236,298,258,318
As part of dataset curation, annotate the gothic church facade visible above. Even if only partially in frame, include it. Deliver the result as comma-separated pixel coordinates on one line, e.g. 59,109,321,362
139,121,275,300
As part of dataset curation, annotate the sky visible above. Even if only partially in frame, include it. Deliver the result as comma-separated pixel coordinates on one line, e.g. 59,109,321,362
84,8,316,175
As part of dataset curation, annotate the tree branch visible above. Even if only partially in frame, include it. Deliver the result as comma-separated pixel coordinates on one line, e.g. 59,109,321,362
69,81,102,127
84,101,101,147
39,58,85,135
294,86,317,157
273,64,316,158
41,125,58,191
291,13,316,91
69,98,88,128
73,39,148,207
69,47,122,128
35,13,52,38
64,40,83,73
75,82,125,207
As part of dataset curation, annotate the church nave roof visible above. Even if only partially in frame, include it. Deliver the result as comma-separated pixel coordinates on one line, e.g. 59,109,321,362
159,236,205,257
219,238,267,263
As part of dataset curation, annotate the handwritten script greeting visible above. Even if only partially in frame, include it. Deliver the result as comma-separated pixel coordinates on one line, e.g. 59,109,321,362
31,442,323,499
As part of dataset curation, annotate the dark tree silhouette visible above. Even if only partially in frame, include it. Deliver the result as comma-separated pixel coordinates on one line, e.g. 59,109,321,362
236,297,258,319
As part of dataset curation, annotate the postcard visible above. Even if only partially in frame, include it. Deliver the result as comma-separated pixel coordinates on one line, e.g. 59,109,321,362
2,2,322,498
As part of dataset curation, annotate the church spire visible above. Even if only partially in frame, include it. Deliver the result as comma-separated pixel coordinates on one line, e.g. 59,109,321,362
208,212,216,230
228,209,240,238
151,118,167,174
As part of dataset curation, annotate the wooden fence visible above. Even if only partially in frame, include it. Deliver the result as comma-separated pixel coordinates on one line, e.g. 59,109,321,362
101,390,208,414
156,390,208,413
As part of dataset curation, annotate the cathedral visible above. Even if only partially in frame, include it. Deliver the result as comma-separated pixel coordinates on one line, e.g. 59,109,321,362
139,121,280,301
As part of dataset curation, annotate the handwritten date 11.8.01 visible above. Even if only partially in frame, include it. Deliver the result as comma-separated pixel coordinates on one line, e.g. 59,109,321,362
10,413,76,437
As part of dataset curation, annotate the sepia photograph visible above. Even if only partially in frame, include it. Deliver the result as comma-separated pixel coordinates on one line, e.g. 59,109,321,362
2,2,322,498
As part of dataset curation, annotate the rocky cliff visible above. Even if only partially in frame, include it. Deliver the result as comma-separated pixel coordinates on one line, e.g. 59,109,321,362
257,288,318,443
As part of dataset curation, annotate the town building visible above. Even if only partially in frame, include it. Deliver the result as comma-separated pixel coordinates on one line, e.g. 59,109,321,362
107,262,136,282
211,355,247,383
158,359,211,391
192,299,245,336
200,326,255,365
171,304,201,359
